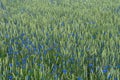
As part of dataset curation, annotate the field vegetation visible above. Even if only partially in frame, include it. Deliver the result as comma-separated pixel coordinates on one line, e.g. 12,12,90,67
0,0,120,80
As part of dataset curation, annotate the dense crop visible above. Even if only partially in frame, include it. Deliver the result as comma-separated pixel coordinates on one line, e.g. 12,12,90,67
0,0,120,80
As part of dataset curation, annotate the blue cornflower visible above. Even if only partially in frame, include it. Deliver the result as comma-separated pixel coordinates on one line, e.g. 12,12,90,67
92,35,96,39
38,44,44,50
26,75,31,80
114,6,120,13
0,1,6,10
102,69,108,73
25,45,29,49
16,61,20,67
77,77,82,80
52,64,57,73
44,50,47,55
46,33,49,36
11,38,14,43
22,58,26,64
57,47,60,52
103,32,107,35
7,46,14,55
21,33,25,37
70,57,74,61
89,63,93,67
14,51,19,55
116,65,120,68
8,75,13,80
54,74,58,80
37,64,41,67
48,47,52,51
70,71,74,74
109,33,112,38
41,65,45,72
103,65,111,69
108,74,112,79
33,47,37,51
49,0,54,4
22,65,26,69
33,32,36,37
114,77,118,80
88,21,96,24
61,22,65,26
9,46,13,51
62,69,67,74
28,41,32,45
9,63,12,67
90,69,94,73
15,41,19,44
40,56,43,60
71,33,74,37
13,20,17,25
5,34,9,38
86,47,90,51
22,40,25,45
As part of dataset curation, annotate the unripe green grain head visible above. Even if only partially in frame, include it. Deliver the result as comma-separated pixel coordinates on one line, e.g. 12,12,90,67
0,41,7,59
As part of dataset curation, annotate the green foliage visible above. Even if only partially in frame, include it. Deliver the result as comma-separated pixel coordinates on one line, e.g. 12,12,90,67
0,41,7,59
0,0,120,80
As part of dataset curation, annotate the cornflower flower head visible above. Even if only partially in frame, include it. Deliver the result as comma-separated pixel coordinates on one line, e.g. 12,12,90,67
62,69,67,74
